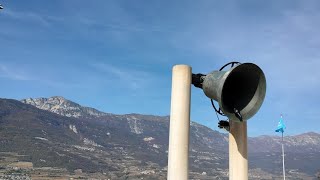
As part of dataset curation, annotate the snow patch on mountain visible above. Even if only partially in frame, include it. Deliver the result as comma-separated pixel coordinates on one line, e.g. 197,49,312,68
83,138,102,147
73,145,95,152
69,124,78,134
144,137,154,142
34,137,48,141
152,144,160,149
127,116,143,134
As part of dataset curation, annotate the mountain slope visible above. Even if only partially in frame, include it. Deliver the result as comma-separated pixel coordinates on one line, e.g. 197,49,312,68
0,98,111,172
1,98,229,179
1,97,319,179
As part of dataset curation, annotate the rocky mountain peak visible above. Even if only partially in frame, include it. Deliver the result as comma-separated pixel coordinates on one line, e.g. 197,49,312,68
21,96,109,118
49,96,66,101
297,132,320,137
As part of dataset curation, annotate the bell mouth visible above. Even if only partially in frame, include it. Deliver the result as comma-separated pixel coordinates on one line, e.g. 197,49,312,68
220,63,266,120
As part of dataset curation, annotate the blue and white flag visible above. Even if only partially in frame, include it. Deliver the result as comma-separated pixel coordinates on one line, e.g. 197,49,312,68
275,115,286,133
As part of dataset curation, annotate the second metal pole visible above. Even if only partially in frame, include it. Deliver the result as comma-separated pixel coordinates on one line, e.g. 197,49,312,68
229,121,248,180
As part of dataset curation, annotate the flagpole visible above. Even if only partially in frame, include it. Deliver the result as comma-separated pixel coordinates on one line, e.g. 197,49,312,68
282,132,285,180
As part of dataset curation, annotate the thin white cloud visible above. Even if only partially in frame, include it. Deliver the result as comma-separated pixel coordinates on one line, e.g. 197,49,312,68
2,8,51,26
0,64,81,89
90,63,152,90
0,64,31,81
78,16,174,33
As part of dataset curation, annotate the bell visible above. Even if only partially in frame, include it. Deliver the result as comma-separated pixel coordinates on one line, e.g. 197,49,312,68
201,63,266,122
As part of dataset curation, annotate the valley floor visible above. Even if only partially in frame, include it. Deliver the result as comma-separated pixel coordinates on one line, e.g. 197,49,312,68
0,152,314,180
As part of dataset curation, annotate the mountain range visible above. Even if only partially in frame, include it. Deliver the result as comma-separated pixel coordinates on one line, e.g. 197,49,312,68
0,96,319,179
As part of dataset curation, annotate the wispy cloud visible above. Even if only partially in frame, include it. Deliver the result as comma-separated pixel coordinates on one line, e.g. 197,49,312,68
90,63,152,90
167,1,320,94
2,8,51,26
78,16,174,33
0,64,80,89
0,64,32,81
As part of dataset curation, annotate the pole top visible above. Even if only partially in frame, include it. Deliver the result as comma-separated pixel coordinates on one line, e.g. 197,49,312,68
172,64,191,71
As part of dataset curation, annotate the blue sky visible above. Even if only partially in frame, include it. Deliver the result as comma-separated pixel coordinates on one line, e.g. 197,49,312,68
1,0,319,136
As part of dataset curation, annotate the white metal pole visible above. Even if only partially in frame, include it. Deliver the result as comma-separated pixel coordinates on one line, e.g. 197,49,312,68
229,120,248,180
282,133,286,180
167,65,192,180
